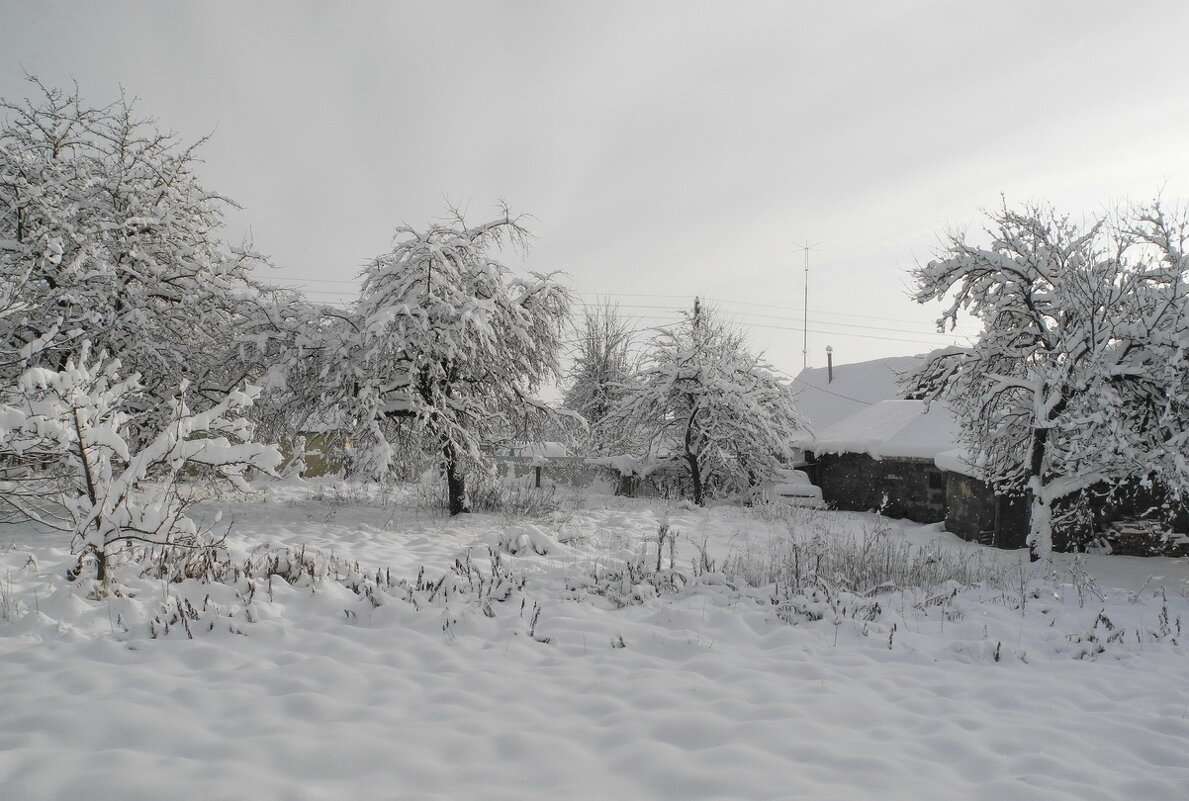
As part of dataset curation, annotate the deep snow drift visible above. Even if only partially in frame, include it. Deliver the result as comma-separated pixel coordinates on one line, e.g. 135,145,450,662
2,484,1187,801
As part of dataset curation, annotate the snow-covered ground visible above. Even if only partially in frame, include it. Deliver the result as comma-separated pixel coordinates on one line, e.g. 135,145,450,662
2,484,1187,800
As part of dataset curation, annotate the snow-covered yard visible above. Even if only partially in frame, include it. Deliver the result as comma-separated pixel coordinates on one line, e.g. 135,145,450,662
2,485,1187,800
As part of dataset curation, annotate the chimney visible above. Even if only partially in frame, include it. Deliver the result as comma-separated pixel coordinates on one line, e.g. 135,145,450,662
826,345,834,383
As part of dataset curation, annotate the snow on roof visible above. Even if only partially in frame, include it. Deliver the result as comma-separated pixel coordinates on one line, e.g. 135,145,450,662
934,446,982,478
790,354,922,433
800,399,958,461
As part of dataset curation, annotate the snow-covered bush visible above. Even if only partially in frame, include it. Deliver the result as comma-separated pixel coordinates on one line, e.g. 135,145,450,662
0,78,293,575
0,346,280,591
724,513,1008,597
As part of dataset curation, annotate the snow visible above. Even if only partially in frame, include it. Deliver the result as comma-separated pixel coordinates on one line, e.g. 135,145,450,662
791,355,921,432
588,453,646,476
800,399,959,461
2,483,1188,800
763,467,824,504
935,446,982,478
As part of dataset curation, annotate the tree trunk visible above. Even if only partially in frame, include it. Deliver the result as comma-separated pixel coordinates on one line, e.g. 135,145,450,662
1026,482,1053,562
73,406,109,585
95,546,108,584
686,452,704,506
443,442,470,516
683,407,706,506
1025,406,1059,561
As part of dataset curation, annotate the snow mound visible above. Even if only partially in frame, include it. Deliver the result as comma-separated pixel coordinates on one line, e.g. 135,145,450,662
498,523,558,555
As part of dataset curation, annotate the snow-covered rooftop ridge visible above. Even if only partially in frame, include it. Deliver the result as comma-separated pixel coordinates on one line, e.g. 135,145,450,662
790,354,923,432
800,398,959,461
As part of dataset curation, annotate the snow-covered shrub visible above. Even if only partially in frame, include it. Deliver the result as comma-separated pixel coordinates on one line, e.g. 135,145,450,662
408,469,567,521
566,521,693,607
0,347,280,591
496,524,558,556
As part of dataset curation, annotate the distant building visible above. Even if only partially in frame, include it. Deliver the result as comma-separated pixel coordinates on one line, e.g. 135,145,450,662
791,354,922,434
797,391,1184,552
799,399,956,525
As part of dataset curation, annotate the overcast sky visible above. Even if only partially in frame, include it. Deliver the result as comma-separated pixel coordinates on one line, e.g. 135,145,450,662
4,0,1189,380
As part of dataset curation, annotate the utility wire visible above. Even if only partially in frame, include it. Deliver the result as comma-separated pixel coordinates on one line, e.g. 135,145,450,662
574,299,973,339
573,290,966,328
262,283,970,347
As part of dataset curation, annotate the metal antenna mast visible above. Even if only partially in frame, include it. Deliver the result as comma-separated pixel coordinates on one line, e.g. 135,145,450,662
799,241,819,369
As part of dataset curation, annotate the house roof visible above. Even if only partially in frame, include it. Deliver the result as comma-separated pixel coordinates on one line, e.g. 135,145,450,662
790,354,922,433
934,446,981,478
799,399,959,461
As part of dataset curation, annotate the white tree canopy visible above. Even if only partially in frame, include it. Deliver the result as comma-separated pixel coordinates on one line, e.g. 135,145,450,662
334,210,571,513
607,301,804,505
0,79,288,585
562,300,636,454
907,200,1189,557
0,78,278,438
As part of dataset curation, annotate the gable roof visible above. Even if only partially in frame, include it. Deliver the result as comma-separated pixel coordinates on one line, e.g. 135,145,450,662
790,354,922,433
800,399,958,461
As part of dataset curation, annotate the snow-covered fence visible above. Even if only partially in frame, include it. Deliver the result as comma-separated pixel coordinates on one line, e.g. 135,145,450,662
493,457,689,499
495,457,613,491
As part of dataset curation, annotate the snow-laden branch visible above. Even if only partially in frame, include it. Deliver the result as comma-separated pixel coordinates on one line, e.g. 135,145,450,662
904,199,1189,557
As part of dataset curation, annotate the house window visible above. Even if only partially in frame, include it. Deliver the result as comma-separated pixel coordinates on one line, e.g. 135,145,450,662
928,471,944,490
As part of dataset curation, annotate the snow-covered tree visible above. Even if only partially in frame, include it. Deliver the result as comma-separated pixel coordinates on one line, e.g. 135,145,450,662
562,300,636,454
0,345,280,591
232,292,345,458
335,210,571,514
908,200,1189,558
606,300,804,505
0,79,293,581
0,77,276,444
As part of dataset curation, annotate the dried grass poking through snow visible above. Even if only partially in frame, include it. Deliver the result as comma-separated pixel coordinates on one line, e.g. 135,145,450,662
1,486,1188,800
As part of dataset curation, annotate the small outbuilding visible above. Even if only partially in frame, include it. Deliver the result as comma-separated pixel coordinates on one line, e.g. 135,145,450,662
934,450,1030,549
800,400,958,524
794,357,1187,552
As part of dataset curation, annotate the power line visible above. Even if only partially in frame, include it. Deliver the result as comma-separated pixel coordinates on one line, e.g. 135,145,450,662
264,282,972,337
272,276,362,285
573,290,974,330
785,376,876,406
260,284,968,348
574,299,972,339
573,301,971,345
572,311,961,348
